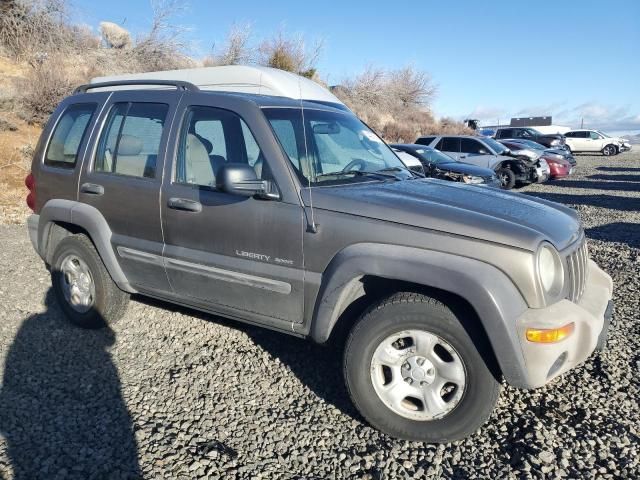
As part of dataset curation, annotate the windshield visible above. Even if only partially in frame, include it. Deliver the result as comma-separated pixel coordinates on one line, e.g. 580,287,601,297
524,128,542,136
513,139,546,150
482,137,509,154
596,130,611,138
263,107,408,185
412,147,456,164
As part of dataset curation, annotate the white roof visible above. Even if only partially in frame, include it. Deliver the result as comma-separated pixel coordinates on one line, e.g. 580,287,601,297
91,65,345,106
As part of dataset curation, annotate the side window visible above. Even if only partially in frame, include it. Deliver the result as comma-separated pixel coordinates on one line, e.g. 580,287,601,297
589,131,600,140
437,137,460,152
460,139,486,154
269,119,302,170
95,102,168,178
44,103,96,168
578,131,589,138
565,132,574,138
498,129,512,138
176,106,265,187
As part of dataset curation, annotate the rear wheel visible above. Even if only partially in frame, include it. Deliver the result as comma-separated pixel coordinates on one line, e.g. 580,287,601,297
496,167,516,189
51,234,129,329
602,144,617,156
343,292,501,442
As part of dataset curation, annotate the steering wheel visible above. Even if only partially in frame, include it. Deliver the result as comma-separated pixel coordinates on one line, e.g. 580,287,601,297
342,158,367,172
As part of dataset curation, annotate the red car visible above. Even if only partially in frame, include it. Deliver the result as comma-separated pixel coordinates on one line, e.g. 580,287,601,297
544,156,572,179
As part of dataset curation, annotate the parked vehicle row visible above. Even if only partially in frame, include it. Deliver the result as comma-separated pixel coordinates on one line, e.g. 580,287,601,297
25,66,614,444
414,135,549,189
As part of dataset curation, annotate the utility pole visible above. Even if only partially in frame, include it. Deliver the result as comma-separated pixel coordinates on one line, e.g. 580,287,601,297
581,117,584,129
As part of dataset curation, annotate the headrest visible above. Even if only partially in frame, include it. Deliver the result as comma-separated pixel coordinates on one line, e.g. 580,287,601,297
186,134,210,160
194,133,213,154
118,135,143,156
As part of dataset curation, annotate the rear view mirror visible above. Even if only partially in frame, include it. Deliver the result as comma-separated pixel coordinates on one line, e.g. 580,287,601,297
312,122,340,134
216,163,279,200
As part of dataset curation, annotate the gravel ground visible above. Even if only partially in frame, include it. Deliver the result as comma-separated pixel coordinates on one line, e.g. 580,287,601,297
0,152,638,479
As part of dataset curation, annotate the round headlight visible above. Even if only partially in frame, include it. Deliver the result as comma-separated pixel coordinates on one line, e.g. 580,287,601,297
537,243,564,297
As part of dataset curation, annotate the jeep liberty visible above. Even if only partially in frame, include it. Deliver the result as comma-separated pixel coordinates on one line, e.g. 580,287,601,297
25,66,614,442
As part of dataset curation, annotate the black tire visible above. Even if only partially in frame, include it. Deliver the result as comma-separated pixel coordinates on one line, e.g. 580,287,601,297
343,292,501,443
602,144,617,156
495,167,516,190
51,234,129,329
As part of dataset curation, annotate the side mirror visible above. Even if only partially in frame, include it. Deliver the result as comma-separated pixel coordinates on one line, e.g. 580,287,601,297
216,163,279,200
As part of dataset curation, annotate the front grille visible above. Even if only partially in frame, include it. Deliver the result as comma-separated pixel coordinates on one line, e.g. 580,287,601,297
566,239,589,302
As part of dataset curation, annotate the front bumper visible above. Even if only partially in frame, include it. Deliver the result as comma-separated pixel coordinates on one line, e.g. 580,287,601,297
515,260,613,388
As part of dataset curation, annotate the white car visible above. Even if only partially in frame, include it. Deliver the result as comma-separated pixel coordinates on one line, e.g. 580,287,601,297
564,129,628,156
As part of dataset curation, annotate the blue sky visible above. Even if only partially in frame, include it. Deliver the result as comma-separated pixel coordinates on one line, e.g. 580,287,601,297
72,0,640,134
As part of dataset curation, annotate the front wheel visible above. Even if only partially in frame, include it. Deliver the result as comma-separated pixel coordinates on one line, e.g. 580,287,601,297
602,144,617,156
495,167,516,189
343,292,501,442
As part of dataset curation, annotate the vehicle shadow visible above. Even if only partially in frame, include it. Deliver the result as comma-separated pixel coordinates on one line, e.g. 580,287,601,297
588,174,640,182
0,289,140,479
597,167,640,172
585,223,640,249
134,295,361,420
525,191,640,212
546,179,640,192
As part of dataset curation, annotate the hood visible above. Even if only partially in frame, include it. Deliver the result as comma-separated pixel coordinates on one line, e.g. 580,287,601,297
435,162,495,177
302,179,581,251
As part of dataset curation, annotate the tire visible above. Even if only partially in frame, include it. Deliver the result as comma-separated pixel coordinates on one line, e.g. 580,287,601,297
602,144,617,156
564,144,571,153
343,292,501,443
51,234,129,329
495,167,516,190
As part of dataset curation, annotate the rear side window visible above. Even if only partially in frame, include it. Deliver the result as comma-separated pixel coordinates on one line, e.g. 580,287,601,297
436,137,460,152
95,102,168,178
460,138,486,154
44,103,96,169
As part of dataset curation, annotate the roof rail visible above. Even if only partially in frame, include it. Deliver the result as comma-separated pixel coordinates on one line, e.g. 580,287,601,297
74,79,200,94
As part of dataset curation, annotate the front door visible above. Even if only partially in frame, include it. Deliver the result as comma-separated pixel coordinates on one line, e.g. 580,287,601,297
79,92,181,292
160,96,305,325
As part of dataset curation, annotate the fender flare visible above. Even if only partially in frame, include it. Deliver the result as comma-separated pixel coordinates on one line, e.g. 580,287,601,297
310,243,531,388
37,199,135,293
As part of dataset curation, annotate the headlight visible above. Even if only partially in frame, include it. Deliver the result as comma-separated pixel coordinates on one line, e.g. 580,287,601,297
550,139,562,146
462,175,484,184
536,243,564,300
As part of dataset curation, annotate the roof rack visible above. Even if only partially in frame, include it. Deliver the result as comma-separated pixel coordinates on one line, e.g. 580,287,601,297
74,79,200,94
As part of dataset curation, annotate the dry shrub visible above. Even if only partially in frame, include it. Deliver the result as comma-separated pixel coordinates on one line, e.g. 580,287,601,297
99,22,132,49
258,31,322,78
18,53,83,124
204,24,254,66
333,65,470,142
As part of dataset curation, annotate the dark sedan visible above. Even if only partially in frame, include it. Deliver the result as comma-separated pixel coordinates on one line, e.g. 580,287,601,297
391,144,501,187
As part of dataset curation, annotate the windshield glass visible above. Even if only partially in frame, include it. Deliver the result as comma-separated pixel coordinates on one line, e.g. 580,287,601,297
525,128,542,136
596,130,610,138
413,147,456,164
482,137,509,154
263,107,408,185
513,139,546,150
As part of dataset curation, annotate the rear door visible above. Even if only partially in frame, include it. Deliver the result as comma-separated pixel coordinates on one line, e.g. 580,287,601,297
79,91,181,292
435,137,461,159
460,138,494,168
160,94,305,326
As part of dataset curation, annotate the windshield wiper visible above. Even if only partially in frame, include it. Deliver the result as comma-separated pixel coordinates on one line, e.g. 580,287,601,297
376,166,425,178
313,169,399,181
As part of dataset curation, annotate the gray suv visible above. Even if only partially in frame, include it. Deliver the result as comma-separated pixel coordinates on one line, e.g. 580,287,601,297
25,77,614,443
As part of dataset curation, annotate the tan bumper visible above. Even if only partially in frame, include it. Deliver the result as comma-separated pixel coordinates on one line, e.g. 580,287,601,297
516,260,613,388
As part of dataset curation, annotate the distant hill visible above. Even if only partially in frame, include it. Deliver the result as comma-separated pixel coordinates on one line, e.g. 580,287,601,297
628,134,640,145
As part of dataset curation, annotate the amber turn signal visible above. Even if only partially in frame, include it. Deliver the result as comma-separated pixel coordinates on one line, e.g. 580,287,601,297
526,323,575,343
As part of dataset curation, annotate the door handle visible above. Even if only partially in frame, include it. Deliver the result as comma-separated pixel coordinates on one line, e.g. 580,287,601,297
167,197,202,213
80,183,104,195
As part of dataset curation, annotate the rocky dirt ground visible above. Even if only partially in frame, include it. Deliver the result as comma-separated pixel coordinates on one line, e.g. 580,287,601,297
0,152,638,479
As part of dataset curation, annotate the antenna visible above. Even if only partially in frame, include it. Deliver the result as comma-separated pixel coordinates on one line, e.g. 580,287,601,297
299,78,317,233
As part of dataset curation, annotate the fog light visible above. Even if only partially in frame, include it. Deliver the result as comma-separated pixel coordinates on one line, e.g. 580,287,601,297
526,323,575,343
